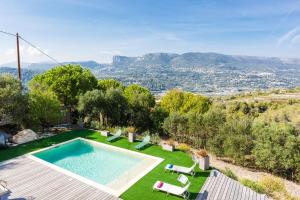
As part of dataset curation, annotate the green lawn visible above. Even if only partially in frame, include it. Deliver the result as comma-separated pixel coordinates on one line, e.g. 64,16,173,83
0,130,210,200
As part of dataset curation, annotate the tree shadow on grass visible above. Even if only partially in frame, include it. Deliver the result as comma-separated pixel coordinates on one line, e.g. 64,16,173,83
135,143,152,151
190,190,208,200
194,171,210,178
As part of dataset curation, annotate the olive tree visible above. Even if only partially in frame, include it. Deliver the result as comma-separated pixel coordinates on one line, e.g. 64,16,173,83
0,74,27,126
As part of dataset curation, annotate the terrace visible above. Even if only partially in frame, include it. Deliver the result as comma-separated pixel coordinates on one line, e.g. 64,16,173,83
0,129,268,200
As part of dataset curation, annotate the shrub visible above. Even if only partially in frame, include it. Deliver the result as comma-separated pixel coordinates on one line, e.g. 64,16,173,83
90,120,104,130
222,167,238,180
107,127,117,133
176,143,191,152
127,126,137,133
164,139,175,146
241,179,265,194
149,133,160,145
197,149,208,157
259,175,285,195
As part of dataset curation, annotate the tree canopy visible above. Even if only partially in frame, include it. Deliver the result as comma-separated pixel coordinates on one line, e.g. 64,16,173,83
124,84,155,130
28,87,62,131
0,74,27,125
98,79,125,91
160,89,211,114
30,65,97,107
77,88,128,127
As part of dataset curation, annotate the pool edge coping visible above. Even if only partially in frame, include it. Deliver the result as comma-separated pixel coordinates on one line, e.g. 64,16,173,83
26,137,164,197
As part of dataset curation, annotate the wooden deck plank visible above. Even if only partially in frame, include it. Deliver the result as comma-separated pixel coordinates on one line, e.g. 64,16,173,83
211,172,227,200
234,183,241,200
228,179,238,200
198,170,222,200
219,173,233,200
0,156,119,200
196,170,269,200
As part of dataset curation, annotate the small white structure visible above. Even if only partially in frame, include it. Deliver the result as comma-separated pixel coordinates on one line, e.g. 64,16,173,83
100,130,110,137
13,129,38,144
162,143,174,152
198,156,210,170
128,132,136,143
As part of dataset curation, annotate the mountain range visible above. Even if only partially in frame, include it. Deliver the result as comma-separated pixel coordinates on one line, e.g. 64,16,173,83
1,52,300,95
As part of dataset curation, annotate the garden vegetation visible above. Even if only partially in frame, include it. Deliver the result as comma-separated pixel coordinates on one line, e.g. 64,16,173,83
0,64,299,183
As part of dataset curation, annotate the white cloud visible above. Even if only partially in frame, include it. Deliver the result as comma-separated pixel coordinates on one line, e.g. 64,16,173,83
5,45,46,57
27,46,43,56
99,50,121,55
5,48,15,56
98,50,122,63
277,27,300,46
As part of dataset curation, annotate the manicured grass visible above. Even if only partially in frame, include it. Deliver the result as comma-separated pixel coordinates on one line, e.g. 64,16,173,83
0,130,210,200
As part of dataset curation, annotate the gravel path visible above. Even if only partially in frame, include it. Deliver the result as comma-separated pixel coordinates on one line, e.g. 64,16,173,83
209,154,300,197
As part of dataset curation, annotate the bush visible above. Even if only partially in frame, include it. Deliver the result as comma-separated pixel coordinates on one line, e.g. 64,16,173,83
90,120,105,130
176,143,191,152
148,132,161,145
127,126,137,133
241,179,265,194
197,149,208,157
222,167,238,180
259,175,285,195
252,122,300,181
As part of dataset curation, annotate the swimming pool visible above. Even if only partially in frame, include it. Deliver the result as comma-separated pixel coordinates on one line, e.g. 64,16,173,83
28,138,163,196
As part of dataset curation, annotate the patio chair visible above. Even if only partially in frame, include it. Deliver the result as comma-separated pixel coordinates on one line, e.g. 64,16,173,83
134,135,150,150
165,161,198,176
106,129,122,142
153,174,190,199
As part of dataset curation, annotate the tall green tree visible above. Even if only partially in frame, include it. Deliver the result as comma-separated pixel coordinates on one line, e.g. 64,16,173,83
160,89,211,114
160,89,185,113
180,92,211,114
98,79,125,91
150,105,168,132
77,90,106,125
252,122,300,180
31,65,97,107
124,84,155,130
28,88,62,131
104,88,128,126
163,112,189,142
0,74,27,126
78,89,128,127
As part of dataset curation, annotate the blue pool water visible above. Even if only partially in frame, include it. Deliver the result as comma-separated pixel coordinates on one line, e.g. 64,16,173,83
34,139,142,185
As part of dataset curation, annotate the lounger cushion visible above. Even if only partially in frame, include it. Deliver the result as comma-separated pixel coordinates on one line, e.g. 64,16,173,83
167,164,173,169
157,181,164,188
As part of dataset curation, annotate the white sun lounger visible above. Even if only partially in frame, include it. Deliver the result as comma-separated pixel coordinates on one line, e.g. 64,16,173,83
165,162,198,176
153,174,190,199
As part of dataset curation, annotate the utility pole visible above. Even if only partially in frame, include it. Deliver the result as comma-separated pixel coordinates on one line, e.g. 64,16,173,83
16,33,21,81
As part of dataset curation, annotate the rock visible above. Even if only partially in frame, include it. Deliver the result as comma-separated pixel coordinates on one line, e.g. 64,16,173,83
13,129,38,144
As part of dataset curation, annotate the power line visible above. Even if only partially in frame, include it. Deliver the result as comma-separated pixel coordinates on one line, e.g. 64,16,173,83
0,30,63,66
0,30,16,37
19,36,63,66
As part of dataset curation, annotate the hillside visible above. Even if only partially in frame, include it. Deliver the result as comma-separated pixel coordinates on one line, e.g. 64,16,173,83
1,52,300,95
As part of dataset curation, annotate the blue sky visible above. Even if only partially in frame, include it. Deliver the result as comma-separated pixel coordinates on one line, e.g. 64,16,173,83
0,0,300,64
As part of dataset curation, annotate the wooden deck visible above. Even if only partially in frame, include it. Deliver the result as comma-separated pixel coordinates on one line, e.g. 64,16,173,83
0,156,119,200
196,170,269,200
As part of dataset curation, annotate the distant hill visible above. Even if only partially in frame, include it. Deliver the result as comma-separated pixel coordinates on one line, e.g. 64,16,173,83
111,52,300,70
1,52,300,95
0,60,105,71
0,67,39,84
